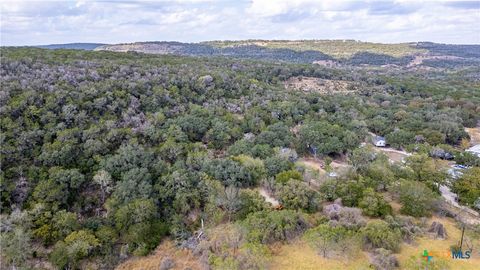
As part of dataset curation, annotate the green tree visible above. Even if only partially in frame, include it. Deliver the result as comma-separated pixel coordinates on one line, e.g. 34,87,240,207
114,199,157,232
275,170,302,184
111,167,153,206
237,189,268,220
399,181,437,217
405,154,446,192
0,228,32,269
358,188,392,217
264,156,293,177
232,155,266,185
206,120,232,149
304,224,357,258
52,210,79,240
276,181,320,212
360,220,401,252
453,167,480,207
50,230,100,269
386,129,414,149
299,121,347,155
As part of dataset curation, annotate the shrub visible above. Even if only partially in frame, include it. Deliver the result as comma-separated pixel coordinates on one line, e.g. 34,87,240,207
201,224,271,270
50,230,100,269
358,188,392,217
264,156,293,177
399,180,437,217
335,180,366,207
276,181,320,212
360,220,401,252
370,248,399,270
242,210,309,244
453,167,480,207
275,170,302,184
304,224,359,258
236,189,269,220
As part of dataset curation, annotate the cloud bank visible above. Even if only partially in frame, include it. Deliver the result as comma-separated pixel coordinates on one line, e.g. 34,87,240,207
1,0,479,45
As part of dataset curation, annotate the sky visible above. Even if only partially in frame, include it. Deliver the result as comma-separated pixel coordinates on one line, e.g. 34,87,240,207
1,0,479,46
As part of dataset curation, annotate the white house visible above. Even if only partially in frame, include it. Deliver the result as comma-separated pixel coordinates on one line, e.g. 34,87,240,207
372,136,386,147
466,144,480,158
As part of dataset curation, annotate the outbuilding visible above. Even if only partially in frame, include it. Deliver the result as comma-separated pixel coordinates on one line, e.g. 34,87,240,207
372,136,386,147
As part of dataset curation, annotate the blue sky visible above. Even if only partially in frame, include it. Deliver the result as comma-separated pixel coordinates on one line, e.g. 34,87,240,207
1,0,479,45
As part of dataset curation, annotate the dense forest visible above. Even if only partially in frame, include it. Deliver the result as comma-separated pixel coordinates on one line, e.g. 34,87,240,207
1,46,480,270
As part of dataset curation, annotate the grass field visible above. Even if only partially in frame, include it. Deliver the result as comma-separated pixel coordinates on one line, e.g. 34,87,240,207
269,216,480,270
397,216,480,270
115,214,478,270
268,240,371,270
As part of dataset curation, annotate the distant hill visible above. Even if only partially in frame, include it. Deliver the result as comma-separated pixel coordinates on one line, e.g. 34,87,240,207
35,43,106,50
94,41,333,63
95,40,480,67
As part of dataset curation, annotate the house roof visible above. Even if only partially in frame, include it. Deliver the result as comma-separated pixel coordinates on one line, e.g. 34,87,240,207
373,135,385,142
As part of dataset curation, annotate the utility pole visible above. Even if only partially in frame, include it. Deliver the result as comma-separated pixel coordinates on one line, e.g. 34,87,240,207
460,225,465,250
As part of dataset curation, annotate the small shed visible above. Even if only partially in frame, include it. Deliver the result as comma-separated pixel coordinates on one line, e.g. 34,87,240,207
372,136,386,147
466,144,480,158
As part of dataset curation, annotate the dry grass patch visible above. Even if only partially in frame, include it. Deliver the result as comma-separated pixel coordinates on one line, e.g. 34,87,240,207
397,216,480,270
268,240,371,270
115,240,204,270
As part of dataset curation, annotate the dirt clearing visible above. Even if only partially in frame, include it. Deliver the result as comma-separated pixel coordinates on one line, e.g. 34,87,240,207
374,147,411,162
258,187,280,207
285,76,357,94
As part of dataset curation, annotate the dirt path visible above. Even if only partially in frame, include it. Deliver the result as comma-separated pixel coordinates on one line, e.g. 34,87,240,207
298,158,326,173
375,147,411,162
439,200,480,226
466,127,480,145
440,185,459,207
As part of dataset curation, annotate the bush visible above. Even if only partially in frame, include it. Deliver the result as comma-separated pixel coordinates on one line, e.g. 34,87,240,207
360,220,401,252
455,152,480,167
275,170,302,184
335,179,366,207
200,224,271,270
232,155,266,185
264,156,293,177
236,189,269,220
384,215,422,244
242,210,309,244
370,248,399,270
276,181,320,212
399,181,437,217
358,188,392,217
323,204,366,230
385,129,414,149
304,223,359,258
452,167,480,207
50,230,100,269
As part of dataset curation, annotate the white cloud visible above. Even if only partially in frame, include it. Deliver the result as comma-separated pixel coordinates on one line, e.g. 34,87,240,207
0,0,479,45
